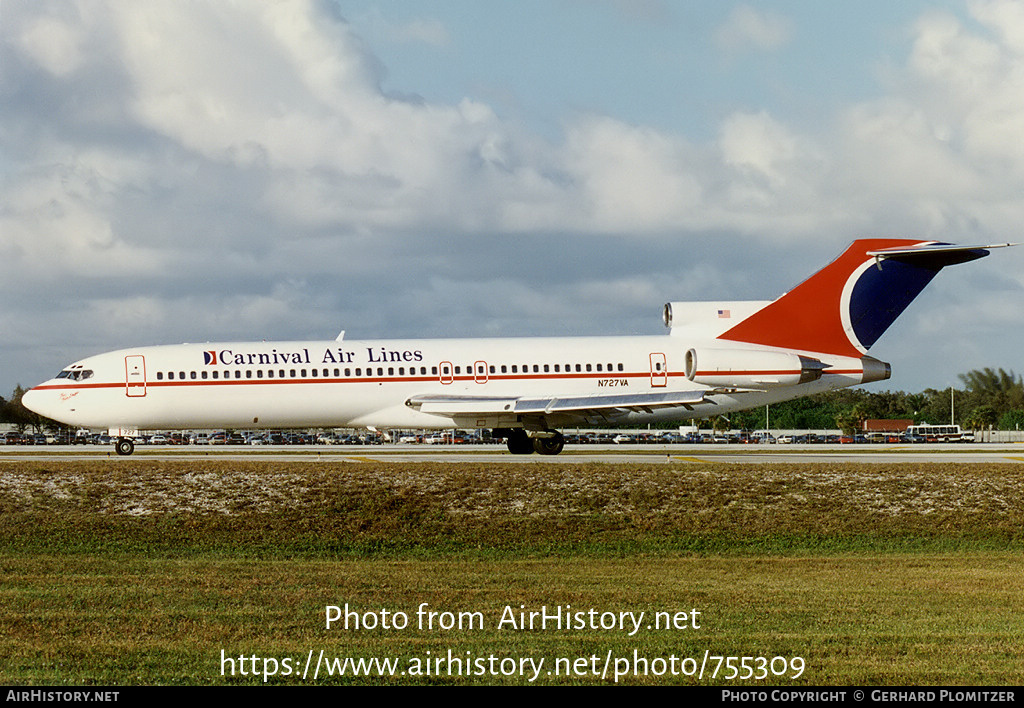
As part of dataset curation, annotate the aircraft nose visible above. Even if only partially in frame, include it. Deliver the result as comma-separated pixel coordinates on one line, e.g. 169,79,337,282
21,386,51,418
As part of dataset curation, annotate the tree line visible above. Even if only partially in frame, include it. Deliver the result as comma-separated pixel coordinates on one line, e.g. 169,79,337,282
2,368,1023,434
0,385,49,433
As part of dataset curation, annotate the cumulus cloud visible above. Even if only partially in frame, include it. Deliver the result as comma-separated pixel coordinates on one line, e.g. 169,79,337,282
715,4,794,53
833,0,1024,240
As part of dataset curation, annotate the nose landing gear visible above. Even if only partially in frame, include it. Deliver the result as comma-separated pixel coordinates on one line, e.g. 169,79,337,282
114,437,135,456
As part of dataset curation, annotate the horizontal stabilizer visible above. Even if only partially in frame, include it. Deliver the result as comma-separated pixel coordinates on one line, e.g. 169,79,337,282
867,242,1016,268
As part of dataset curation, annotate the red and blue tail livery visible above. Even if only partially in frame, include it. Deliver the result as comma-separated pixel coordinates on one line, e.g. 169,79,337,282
24,239,1014,456
717,240,1001,358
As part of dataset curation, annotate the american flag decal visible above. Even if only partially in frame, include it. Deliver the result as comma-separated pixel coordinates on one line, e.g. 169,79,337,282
718,309,731,318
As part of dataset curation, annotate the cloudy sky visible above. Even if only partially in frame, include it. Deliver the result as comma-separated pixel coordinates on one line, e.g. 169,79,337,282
2,0,1023,397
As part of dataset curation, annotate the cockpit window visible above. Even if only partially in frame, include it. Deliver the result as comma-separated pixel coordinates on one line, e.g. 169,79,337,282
57,369,94,381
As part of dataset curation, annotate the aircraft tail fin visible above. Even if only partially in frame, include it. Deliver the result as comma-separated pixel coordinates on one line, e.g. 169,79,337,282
716,239,1011,357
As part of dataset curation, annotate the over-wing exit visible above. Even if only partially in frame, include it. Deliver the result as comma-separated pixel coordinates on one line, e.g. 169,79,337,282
23,239,1013,456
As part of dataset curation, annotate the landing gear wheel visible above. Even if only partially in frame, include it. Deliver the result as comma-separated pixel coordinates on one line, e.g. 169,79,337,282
533,431,565,456
115,438,135,456
506,429,533,455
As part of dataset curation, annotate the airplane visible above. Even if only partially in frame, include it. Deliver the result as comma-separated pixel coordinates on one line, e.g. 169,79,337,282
22,238,1014,456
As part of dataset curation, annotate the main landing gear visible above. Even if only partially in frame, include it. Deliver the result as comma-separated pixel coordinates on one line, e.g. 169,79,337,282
115,437,135,456
500,429,565,456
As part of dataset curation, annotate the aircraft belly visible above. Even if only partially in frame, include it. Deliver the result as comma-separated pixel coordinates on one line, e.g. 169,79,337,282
100,382,383,430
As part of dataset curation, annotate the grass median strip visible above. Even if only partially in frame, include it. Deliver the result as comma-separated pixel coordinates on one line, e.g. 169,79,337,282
3,553,1024,685
3,459,1024,684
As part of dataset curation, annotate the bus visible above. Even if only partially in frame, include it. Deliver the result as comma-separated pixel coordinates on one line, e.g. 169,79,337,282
904,424,965,442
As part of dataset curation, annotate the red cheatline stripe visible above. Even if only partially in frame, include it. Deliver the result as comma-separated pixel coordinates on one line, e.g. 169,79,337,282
31,367,865,392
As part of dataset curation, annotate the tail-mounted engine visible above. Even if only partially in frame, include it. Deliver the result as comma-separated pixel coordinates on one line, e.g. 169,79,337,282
683,348,829,389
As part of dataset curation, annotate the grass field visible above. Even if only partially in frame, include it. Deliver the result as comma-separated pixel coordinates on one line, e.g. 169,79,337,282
2,460,1024,685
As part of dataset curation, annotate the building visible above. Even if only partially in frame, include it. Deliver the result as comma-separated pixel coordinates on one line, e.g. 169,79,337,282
861,419,913,433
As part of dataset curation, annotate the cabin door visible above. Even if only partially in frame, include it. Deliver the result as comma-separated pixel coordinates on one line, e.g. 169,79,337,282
439,361,454,385
473,361,489,384
125,355,147,397
649,352,667,387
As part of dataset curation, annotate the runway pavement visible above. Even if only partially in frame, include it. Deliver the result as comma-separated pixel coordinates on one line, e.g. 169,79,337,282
3,442,1024,463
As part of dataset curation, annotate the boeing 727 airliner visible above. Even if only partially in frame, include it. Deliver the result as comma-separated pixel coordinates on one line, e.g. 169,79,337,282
23,239,1013,455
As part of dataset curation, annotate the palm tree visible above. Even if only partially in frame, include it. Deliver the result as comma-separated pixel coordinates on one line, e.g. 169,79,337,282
964,405,998,441
959,368,1024,413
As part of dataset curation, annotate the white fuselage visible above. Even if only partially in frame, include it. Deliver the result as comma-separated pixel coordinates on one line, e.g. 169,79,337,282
24,334,871,433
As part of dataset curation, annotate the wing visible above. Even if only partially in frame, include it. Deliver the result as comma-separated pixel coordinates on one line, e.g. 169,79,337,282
405,389,713,423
